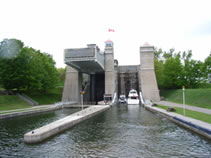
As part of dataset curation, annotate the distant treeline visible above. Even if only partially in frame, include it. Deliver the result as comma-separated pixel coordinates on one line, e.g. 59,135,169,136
154,48,211,89
0,38,66,92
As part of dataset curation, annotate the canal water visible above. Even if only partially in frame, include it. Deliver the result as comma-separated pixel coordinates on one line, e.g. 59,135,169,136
0,105,210,158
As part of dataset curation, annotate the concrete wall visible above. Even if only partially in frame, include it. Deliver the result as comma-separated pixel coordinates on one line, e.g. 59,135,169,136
118,65,139,73
62,65,82,103
104,46,115,95
117,65,140,97
140,45,160,102
62,42,160,103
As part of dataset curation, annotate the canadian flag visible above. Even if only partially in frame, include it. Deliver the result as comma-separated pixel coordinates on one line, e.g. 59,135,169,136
108,28,115,32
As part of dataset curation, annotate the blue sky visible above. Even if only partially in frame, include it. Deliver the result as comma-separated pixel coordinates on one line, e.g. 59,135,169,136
0,0,210,67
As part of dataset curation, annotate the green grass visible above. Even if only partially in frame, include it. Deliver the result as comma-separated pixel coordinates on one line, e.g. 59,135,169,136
0,87,63,111
0,95,32,111
26,87,63,105
160,88,211,109
157,105,211,124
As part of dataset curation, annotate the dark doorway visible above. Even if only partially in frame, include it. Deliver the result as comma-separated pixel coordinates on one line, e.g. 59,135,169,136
90,73,105,103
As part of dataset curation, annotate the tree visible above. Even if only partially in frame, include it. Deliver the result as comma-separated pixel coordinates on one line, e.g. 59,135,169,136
202,53,211,81
163,56,183,89
57,67,66,86
154,48,163,60
163,48,174,59
0,39,59,92
154,48,206,89
183,59,203,88
154,59,164,88
39,52,59,91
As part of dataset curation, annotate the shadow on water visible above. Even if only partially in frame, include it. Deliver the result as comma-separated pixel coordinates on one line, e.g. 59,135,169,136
0,105,210,158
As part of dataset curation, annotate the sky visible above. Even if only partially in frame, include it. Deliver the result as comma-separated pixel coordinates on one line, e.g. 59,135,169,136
0,0,211,68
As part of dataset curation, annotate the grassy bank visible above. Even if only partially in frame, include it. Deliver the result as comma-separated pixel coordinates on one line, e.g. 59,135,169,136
26,87,63,105
160,88,211,109
0,95,32,111
0,87,63,111
157,105,211,124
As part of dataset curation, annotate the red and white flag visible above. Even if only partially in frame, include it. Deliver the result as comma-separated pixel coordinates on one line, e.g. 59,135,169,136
108,28,115,32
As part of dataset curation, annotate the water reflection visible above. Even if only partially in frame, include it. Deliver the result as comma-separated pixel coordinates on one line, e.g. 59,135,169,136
0,105,210,158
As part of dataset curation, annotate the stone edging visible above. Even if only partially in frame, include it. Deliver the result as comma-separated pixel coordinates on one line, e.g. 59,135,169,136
0,106,62,120
145,104,211,140
24,105,110,144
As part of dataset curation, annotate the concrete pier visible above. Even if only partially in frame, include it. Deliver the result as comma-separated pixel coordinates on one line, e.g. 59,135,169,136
24,105,110,144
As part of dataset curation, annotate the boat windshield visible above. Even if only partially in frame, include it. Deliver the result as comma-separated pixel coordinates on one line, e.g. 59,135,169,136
130,96,138,99
120,96,125,99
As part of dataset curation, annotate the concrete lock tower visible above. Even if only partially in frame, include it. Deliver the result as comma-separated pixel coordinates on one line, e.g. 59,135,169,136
140,43,160,102
104,40,115,99
62,66,82,103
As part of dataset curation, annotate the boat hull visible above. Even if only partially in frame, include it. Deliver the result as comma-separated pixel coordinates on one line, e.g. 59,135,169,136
127,99,139,105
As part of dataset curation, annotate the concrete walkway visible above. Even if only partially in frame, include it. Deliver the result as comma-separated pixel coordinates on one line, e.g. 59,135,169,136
145,104,211,139
155,101,211,115
24,105,110,144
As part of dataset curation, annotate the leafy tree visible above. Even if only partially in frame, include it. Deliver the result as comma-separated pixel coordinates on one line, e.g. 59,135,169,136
154,48,207,89
0,39,59,92
154,59,164,88
183,60,203,88
39,52,59,91
19,47,43,90
202,53,211,80
154,48,163,60
182,50,192,62
163,48,174,59
163,56,184,89
57,67,66,86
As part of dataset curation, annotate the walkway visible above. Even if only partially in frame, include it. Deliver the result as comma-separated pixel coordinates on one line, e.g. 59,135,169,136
155,101,211,115
145,104,211,139
0,104,62,120
24,105,110,143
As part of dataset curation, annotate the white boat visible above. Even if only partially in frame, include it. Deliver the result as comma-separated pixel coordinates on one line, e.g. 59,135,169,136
127,89,139,105
118,94,127,104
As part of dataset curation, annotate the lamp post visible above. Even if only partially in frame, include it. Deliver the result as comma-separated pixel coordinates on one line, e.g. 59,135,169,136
182,86,186,116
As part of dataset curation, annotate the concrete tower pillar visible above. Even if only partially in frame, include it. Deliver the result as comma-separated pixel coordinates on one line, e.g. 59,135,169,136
90,74,96,101
120,73,125,94
62,65,82,104
104,40,115,96
140,43,160,102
